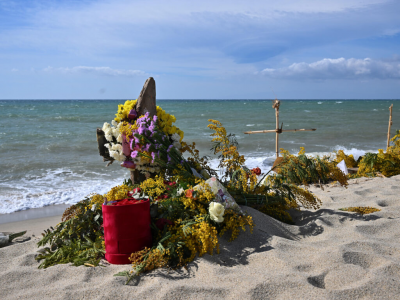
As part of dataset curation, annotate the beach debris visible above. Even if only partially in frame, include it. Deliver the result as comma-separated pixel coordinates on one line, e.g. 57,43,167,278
339,206,381,215
337,160,349,175
0,231,27,247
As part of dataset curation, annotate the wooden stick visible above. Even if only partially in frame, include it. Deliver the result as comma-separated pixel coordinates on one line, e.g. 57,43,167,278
244,128,317,134
387,104,393,150
275,106,279,158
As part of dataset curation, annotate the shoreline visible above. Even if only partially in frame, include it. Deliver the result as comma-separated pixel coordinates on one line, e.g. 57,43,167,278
0,204,70,225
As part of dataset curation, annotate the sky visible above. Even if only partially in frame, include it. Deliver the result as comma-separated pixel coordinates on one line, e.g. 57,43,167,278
0,0,399,99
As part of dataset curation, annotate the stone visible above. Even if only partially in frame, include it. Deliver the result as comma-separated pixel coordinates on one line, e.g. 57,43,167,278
136,77,156,117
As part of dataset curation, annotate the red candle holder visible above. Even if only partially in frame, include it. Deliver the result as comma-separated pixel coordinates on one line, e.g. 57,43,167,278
102,198,152,264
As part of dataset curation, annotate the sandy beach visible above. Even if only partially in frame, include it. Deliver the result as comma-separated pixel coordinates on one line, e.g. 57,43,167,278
1,175,400,299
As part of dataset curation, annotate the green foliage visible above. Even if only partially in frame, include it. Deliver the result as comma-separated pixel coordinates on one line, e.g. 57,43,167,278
36,197,105,268
277,148,348,187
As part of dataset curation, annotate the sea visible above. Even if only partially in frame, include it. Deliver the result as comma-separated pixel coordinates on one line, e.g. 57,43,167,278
0,99,399,214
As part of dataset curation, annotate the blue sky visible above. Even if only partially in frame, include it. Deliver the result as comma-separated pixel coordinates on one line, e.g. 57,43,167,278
1,0,399,99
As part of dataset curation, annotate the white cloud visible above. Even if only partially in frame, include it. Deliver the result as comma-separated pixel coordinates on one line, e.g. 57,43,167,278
43,66,145,77
261,58,400,79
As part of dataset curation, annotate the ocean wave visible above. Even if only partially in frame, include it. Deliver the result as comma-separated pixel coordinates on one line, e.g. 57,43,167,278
0,146,378,214
0,167,127,214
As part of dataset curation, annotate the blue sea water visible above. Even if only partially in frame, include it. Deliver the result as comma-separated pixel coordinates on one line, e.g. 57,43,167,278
0,99,399,214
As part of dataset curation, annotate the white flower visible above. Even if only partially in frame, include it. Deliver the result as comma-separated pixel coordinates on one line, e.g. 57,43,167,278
111,120,118,127
173,141,182,150
112,128,119,138
103,127,112,135
209,202,225,223
105,133,113,142
109,150,117,159
115,144,123,153
117,134,123,143
102,122,111,131
176,187,184,196
171,133,180,142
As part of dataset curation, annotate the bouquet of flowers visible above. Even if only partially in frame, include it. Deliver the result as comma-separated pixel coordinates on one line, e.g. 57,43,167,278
101,99,184,177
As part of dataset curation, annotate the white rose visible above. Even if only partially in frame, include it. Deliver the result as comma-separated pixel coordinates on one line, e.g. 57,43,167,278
176,187,184,196
209,202,224,223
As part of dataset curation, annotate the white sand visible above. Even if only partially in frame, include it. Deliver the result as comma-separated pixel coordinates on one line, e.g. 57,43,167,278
1,175,400,299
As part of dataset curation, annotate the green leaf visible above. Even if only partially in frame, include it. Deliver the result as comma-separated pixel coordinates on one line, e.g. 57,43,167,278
114,271,130,277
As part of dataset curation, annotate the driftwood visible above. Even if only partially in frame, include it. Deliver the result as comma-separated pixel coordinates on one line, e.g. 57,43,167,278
96,128,114,164
136,77,157,118
244,128,316,134
387,104,393,150
274,100,280,159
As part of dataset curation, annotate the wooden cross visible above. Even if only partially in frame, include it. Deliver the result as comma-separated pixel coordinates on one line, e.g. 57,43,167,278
244,99,316,158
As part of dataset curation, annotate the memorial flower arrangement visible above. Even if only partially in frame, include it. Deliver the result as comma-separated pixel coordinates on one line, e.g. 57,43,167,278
101,99,184,176
36,100,329,284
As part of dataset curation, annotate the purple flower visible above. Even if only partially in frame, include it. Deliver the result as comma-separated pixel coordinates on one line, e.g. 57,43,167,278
151,152,156,163
131,150,138,158
153,115,158,122
167,145,173,152
167,155,171,163
121,161,136,169
128,109,138,120
144,143,151,152
138,127,145,135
